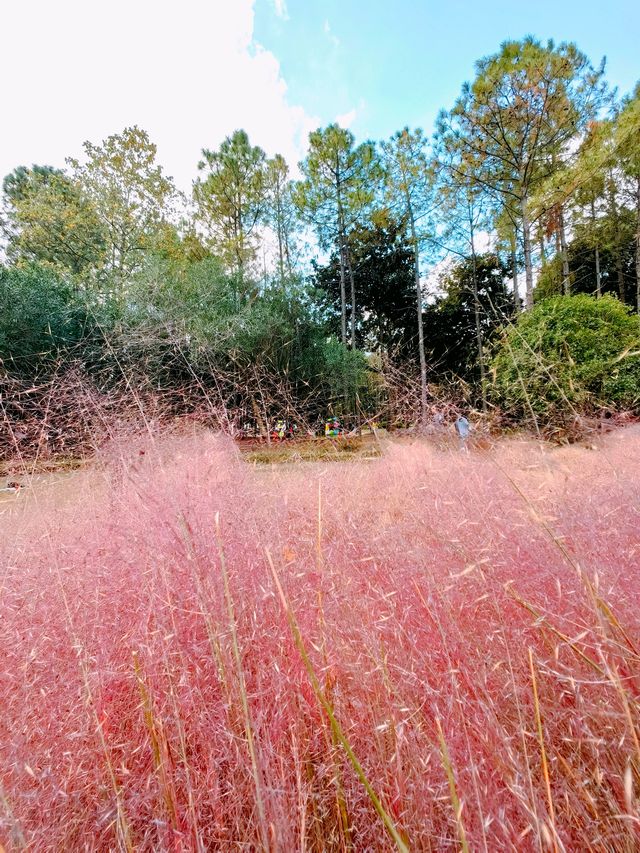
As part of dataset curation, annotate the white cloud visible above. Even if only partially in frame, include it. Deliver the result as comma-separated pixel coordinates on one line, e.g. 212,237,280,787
272,0,289,20
335,108,357,129
323,19,340,49
0,0,317,191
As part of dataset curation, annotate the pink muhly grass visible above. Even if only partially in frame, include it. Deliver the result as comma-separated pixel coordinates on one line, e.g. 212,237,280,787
0,427,639,850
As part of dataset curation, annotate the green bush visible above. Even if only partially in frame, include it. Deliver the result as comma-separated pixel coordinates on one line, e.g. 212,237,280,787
0,264,90,374
491,294,640,424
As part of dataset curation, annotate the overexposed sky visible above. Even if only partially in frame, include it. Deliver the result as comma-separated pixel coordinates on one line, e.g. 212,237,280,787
1,0,318,191
3,0,638,198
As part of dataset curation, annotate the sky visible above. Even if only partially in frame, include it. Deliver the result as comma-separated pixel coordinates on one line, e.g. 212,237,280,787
1,0,638,192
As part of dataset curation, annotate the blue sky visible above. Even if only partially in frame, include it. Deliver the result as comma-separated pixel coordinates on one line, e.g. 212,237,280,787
2,1,638,191
255,0,640,145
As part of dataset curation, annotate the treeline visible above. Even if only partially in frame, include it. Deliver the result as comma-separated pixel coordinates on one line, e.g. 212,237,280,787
1,38,640,454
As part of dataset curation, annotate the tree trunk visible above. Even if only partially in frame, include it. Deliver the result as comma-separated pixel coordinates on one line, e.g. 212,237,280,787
559,205,570,295
608,176,626,302
555,221,562,291
338,238,347,346
336,179,348,346
511,227,519,312
539,234,546,266
469,216,487,413
520,195,534,309
276,195,285,286
636,176,640,315
591,198,602,298
408,203,428,425
346,247,357,349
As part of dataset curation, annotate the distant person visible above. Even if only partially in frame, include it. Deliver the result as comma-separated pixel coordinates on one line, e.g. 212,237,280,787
455,415,470,449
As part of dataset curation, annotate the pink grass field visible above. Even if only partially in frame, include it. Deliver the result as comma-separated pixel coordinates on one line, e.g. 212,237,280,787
1,428,640,851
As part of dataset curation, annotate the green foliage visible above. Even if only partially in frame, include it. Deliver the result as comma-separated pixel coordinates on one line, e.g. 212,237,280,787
117,252,368,413
264,153,298,282
194,130,267,283
311,337,371,415
69,126,175,285
437,37,608,307
380,128,432,234
295,125,379,246
492,294,640,422
2,165,105,276
295,124,380,347
0,265,90,374
312,219,416,355
536,209,637,300
426,253,513,381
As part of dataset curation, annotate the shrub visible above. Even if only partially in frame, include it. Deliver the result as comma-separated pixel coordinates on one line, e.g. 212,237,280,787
491,294,640,425
0,264,90,374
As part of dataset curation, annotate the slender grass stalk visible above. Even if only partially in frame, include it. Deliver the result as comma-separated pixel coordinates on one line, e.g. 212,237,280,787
529,648,559,853
49,557,134,853
215,513,269,851
265,549,410,853
132,651,179,832
435,718,469,853
508,588,606,677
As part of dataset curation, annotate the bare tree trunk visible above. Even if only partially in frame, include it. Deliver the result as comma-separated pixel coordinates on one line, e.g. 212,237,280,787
469,212,487,413
636,176,640,315
555,221,562,290
608,176,626,302
559,205,570,295
338,238,347,346
520,195,534,309
539,234,546,266
511,226,519,312
346,247,357,349
591,198,602,298
408,203,427,425
276,197,285,286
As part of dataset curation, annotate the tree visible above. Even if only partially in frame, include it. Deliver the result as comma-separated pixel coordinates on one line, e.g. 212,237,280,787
613,86,640,312
69,127,175,290
532,96,640,307
295,124,379,349
437,38,607,308
432,150,496,410
312,218,416,356
264,154,298,285
380,128,434,422
425,253,512,388
535,207,636,300
193,130,267,290
2,165,105,278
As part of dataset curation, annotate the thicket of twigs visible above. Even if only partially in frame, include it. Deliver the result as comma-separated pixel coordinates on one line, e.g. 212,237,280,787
0,355,468,464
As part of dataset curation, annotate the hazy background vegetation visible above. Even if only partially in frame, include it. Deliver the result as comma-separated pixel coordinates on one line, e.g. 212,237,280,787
1,38,639,458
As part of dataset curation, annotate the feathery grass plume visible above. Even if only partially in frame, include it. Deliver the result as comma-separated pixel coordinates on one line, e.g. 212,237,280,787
1,428,640,847
266,548,410,853
436,717,469,853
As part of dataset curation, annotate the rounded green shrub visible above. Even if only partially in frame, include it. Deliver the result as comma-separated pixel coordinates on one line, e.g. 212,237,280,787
491,294,640,424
